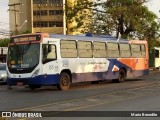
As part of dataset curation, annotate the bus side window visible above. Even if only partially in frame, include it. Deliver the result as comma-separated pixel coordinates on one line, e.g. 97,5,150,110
107,43,119,58
93,42,106,58
141,44,146,58
119,43,131,58
131,44,141,58
60,40,77,58
78,41,93,58
42,44,57,64
47,45,56,59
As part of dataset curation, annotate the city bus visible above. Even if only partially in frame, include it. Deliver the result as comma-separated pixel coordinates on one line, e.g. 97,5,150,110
6,33,149,90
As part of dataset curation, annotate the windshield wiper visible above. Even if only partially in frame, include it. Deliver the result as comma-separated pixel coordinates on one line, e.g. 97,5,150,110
21,42,31,61
22,42,31,55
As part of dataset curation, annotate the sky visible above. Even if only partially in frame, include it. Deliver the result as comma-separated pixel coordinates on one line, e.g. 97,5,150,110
147,0,160,17
0,0,160,38
0,0,9,38
0,0,9,37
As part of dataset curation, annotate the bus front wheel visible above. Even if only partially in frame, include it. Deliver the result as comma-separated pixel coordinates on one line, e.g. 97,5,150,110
112,69,126,83
57,72,71,91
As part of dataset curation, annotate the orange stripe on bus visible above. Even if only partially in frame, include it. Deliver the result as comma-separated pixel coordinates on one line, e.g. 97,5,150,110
118,58,148,70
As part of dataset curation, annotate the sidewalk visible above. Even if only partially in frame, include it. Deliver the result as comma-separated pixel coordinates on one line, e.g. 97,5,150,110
149,68,160,74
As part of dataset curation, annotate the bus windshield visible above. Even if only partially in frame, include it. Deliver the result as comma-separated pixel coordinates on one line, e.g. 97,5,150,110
7,43,40,73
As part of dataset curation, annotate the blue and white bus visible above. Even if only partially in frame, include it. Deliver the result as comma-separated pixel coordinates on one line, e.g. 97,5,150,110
6,33,149,90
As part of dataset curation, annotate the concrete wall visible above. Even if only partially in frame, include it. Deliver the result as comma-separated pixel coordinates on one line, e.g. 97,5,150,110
9,0,31,33
9,0,91,35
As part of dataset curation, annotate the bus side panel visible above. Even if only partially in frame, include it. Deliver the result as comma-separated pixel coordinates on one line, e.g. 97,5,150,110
7,74,60,86
71,58,121,83
72,71,119,83
71,57,146,82
71,58,114,82
41,60,61,85
71,58,145,83
117,58,148,78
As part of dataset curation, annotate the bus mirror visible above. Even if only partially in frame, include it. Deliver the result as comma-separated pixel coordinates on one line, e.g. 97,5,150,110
48,45,52,52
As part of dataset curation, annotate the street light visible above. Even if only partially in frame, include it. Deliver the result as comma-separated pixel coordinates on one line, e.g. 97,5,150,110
18,20,27,32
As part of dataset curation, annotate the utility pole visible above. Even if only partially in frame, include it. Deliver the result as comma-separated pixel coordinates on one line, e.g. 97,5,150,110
8,3,22,35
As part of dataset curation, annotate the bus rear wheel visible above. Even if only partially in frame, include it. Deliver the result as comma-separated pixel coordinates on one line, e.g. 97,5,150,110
112,69,126,83
57,72,71,91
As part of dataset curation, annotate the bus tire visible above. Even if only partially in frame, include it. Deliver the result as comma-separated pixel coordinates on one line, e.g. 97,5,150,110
57,72,71,91
112,69,126,83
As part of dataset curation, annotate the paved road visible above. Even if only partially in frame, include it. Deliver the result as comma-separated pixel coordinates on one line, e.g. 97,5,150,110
0,70,160,120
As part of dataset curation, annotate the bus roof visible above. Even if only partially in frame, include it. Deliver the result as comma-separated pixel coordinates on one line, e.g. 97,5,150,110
49,34,129,43
11,33,146,44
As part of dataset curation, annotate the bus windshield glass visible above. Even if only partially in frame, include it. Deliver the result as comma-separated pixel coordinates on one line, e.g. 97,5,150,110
7,43,40,71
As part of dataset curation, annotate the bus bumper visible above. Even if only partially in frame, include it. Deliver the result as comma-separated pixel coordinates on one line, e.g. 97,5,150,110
7,74,60,86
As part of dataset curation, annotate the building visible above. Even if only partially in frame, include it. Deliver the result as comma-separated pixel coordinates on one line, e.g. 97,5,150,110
8,0,74,35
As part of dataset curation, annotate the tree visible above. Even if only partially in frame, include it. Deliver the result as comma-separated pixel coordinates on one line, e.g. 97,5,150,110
95,0,158,39
67,0,159,40
66,0,93,34
145,21,160,49
0,38,9,47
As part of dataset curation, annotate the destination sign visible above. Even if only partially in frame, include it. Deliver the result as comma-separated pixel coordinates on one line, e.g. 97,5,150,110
10,35,41,43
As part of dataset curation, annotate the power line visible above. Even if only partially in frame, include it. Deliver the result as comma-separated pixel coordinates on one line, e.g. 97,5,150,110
8,2,22,35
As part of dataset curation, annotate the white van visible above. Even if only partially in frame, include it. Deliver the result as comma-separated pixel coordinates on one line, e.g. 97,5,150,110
0,63,7,84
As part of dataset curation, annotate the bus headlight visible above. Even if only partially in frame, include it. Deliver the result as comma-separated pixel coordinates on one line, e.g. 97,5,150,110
32,69,40,78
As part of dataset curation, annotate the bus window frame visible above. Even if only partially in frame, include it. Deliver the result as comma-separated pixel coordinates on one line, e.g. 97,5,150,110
119,43,131,58
77,40,93,58
60,39,78,58
130,44,142,58
107,42,120,58
42,44,57,64
93,41,107,58
141,44,146,58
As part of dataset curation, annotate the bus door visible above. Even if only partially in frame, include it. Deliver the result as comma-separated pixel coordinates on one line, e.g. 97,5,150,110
42,44,59,83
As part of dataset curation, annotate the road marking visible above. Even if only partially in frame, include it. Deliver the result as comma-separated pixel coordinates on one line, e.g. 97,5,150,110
64,93,159,111
13,83,160,111
19,87,160,119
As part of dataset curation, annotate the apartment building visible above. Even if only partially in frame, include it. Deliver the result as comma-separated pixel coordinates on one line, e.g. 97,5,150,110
9,0,68,34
